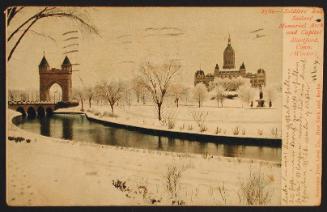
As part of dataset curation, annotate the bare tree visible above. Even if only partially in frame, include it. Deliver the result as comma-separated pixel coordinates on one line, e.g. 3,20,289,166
6,7,99,61
170,83,186,108
98,81,124,114
84,86,94,109
94,83,104,106
73,89,85,111
131,77,146,104
138,60,181,121
192,83,208,108
8,90,15,101
121,80,132,107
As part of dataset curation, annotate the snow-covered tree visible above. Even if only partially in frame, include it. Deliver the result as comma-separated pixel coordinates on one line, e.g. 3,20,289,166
263,84,277,102
238,84,256,108
169,83,187,108
193,83,208,108
138,60,181,121
263,84,279,107
214,85,225,108
215,77,248,91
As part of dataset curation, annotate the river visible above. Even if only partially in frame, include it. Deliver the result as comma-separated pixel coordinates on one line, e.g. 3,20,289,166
13,114,281,162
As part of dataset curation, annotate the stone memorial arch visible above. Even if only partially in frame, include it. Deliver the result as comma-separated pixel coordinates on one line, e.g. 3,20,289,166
39,56,73,102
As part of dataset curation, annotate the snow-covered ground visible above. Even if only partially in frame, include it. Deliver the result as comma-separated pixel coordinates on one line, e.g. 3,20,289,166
7,110,281,206
73,97,282,140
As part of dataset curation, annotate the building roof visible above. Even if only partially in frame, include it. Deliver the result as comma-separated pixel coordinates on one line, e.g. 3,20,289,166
39,56,49,67
240,62,246,69
257,68,265,73
195,69,205,77
62,56,71,66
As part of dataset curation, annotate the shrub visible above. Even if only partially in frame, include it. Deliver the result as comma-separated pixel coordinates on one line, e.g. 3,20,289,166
215,126,222,134
187,124,193,131
241,128,246,135
217,182,228,205
233,127,240,135
237,167,273,205
191,111,208,132
112,179,130,192
167,119,175,129
161,110,177,129
257,129,263,136
271,128,278,137
164,164,186,200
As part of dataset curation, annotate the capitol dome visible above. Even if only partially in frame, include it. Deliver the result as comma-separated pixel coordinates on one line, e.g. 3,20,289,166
223,35,235,69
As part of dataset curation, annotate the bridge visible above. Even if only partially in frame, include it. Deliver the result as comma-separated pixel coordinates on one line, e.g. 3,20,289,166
8,101,79,118
8,55,79,118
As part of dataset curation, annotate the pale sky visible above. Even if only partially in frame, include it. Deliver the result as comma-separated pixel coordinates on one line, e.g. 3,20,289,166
7,7,283,90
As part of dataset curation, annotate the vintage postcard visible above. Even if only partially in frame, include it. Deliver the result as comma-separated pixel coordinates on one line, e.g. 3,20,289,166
5,7,323,206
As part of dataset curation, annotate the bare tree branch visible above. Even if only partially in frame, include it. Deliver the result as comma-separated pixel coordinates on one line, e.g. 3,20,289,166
7,7,100,61
7,7,50,41
7,6,25,26
8,17,39,61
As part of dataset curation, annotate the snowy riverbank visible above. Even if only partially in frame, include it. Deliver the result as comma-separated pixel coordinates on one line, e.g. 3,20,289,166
7,110,281,206
56,99,282,141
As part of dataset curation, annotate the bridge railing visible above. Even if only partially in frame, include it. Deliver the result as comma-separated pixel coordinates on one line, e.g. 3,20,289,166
8,100,55,105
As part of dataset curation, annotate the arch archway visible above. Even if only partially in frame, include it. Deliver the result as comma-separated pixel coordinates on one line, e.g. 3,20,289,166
48,83,63,103
39,56,72,102
37,106,45,118
16,107,26,117
27,107,36,119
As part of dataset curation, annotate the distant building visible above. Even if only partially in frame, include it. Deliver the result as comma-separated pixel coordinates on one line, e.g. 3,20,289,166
194,35,266,88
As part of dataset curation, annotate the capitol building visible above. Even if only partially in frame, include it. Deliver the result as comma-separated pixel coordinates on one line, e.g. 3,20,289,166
194,35,266,88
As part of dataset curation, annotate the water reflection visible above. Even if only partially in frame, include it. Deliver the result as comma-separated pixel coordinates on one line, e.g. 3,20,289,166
15,114,281,162
40,117,50,136
62,118,73,140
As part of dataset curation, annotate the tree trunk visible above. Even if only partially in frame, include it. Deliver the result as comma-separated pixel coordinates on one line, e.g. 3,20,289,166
110,104,114,114
176,98,179,108
89,98,92,108
198,100,201,108
80,99,84,111
157,103,162,121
